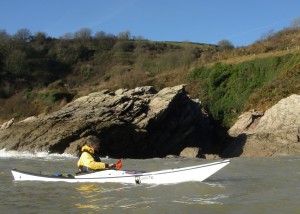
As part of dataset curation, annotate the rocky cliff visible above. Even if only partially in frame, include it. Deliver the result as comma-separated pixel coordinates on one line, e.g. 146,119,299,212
2,85,299,158
0,85,214,158
223,94,300,157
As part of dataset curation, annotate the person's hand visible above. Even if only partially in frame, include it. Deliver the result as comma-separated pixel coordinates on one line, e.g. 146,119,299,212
108,163,116,169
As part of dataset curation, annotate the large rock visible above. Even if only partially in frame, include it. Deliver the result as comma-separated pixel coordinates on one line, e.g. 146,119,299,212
0,85,214,158
179,147,205,158
223,94,300,157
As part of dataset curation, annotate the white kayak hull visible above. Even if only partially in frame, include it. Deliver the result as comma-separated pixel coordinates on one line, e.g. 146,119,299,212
11,159,230,184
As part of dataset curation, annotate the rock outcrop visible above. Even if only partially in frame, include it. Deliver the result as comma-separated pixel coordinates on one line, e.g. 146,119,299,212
223,94,300,157
0,85,214,158
179,147,205,158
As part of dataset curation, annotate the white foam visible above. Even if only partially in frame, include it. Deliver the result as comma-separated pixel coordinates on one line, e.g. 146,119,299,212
0,148,76,160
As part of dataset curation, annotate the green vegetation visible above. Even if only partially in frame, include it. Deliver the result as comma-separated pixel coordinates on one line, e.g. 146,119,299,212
189,53,300,125
0,27,300,128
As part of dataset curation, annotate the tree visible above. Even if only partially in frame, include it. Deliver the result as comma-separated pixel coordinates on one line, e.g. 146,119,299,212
5,50,27,75
260,29,275,41
13,28,31,42
0,30,10,74
290,16,300,29
32,32,48,41
0,29,10,43
95,31,106,39
61,32,74,40
117,31,131,40
217,39,234,50
74,28,92,40
30,32,52,54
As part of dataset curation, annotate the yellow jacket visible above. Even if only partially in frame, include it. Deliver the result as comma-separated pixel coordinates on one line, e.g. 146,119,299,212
77,145,107,172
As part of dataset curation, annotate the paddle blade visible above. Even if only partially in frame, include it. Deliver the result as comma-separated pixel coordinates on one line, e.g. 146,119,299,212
115,159,122,170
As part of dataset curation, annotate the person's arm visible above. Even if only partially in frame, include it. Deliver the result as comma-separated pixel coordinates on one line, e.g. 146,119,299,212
81,152,107,170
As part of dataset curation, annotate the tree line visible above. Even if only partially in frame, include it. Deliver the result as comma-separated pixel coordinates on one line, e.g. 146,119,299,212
0,28,144,90
0,27,216,99
1,15,299,124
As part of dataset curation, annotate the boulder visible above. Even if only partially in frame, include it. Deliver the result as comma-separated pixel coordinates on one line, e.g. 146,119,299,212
223,94,300,157
179,147,205,158
0,118,14,130
0,85,214,158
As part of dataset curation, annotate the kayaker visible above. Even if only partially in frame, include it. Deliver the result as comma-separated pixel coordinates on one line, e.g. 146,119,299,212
77,135,116,173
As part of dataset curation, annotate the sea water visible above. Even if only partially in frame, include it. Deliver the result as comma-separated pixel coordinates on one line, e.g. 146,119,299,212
0,149,299,214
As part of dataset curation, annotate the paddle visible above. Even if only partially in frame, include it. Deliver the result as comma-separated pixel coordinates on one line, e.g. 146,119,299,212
115,159,122,170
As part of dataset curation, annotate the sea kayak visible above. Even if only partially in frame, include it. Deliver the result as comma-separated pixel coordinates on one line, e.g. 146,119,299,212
11,159,230,184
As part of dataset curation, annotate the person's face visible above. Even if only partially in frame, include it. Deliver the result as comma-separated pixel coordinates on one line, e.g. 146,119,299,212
92,143,100,152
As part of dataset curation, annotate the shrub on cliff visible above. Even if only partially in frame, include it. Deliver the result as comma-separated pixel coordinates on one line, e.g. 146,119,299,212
189,53,300,127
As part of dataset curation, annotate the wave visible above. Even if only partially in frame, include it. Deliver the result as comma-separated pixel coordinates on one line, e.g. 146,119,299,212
0,148,76,160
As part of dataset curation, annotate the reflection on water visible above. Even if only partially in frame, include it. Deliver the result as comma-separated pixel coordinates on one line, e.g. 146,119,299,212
76,183,101,193
75,184,104,210
74,183,161,211
74,183,139,211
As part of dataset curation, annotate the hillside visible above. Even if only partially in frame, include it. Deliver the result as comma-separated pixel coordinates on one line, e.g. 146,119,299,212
0,27,300,128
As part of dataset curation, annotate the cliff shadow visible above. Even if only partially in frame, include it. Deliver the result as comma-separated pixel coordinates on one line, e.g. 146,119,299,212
221,133,247,158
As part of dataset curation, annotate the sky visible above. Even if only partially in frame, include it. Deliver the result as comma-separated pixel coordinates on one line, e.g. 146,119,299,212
1,0,300,47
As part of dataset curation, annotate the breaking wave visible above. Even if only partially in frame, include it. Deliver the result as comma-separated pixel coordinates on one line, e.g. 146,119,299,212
0,148,76,160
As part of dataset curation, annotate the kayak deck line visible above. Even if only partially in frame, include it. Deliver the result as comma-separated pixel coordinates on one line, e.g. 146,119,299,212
11,159,230,184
